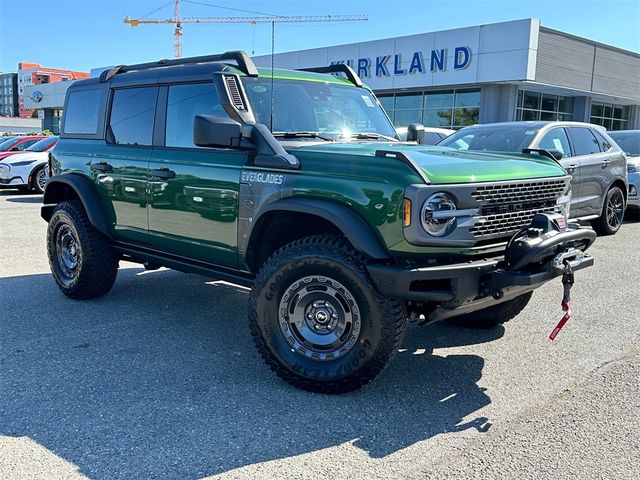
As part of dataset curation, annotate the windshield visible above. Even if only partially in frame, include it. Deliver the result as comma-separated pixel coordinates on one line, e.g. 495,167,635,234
26,136,58,152
0,137,17,150
609,132,640,156
241,77,397,140
438,125,540,152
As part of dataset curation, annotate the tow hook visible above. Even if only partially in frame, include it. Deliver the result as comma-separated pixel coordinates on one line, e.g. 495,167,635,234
549,261,575,340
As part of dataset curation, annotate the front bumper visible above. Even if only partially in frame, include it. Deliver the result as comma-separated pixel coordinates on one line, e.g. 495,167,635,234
367,214,596,322
0,176,26,186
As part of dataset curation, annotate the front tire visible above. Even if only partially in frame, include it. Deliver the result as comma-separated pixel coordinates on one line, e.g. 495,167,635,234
593,186,625,235
447,292,533,329
47,200,118,299
31,165,47,194
249,235,406,393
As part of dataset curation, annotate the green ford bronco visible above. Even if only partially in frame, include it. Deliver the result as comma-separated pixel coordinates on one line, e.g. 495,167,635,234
42,51,596,393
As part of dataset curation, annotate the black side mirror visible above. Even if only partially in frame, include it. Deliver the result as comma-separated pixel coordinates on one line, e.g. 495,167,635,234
10,146,20,151
546,149,564,160
193,115,243,148
407,123,425,144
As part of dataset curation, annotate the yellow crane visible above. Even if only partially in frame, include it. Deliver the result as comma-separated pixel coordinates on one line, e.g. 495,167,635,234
124,0,367,58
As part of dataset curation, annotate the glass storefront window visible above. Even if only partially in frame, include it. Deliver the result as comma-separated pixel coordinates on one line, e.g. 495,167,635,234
517,90,575,122
377,89,479,129
590,100,630,131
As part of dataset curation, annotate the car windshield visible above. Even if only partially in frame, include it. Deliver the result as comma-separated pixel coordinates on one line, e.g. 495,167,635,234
609,132,640,156
26,136,58,151
241,77,397,140
0,137,17,150
438,125,540,152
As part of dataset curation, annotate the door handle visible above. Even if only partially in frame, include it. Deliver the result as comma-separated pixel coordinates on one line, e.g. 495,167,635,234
150,168,176,179
91,162,113,172
566,164,578,174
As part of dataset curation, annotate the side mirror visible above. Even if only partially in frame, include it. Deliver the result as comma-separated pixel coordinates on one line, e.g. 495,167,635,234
407,123,425,144
546,149,564,160
10,146,20,151
193,115,243,148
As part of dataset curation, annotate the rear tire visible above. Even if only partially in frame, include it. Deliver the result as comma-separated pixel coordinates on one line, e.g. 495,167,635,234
249,235,406,393
592,186,625,235
447,292,533,329
47,200,118,299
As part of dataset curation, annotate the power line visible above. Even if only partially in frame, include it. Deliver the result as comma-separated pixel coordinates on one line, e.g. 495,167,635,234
182,0,277,17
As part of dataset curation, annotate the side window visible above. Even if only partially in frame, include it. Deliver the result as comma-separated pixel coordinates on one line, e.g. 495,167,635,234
63,89,101,135
538,128,572,157
17,139,38,150
568,127,601,156
592,129,612,152
165,83,226,148
108,87,157,146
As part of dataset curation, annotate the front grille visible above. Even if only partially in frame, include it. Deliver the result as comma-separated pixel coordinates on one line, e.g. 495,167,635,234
469,178,567,238
471,179,567,204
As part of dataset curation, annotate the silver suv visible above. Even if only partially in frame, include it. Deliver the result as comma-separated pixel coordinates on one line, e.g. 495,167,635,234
438,121,628,235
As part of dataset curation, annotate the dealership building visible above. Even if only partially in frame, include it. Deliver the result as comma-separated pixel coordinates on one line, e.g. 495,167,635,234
254,18,640,130
20,18,640,133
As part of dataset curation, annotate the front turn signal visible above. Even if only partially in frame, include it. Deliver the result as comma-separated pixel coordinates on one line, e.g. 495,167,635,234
403,198,411,227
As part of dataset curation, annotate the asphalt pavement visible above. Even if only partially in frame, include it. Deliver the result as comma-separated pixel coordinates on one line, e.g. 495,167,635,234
0,188,638,480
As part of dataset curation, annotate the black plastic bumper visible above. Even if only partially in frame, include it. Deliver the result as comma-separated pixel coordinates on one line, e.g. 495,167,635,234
367,217,596,322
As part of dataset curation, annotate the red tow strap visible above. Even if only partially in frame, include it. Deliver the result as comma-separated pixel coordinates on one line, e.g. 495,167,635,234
549,263,574,341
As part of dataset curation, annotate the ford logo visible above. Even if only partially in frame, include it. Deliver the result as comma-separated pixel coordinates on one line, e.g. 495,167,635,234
31,91,43,103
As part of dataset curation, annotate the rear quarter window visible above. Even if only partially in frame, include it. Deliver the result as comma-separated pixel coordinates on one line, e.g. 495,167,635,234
63,89,102,135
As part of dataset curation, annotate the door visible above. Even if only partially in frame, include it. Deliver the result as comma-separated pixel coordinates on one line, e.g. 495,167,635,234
566,127,608,218
536,127,579,214
92,86,157,243
147,82,244,268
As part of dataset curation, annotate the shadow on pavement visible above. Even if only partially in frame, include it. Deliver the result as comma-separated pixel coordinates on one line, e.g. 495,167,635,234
5,196,42,204
0,268,502,479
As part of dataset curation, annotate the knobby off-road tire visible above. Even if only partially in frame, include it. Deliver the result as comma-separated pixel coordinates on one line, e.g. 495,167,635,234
447,292,533,329
249,235,406,394
47,200,118,299
593,186,625,236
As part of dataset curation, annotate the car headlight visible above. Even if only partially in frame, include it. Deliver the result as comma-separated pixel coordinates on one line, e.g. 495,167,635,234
628,163,640,174
421,192,457,237
0,164,10,175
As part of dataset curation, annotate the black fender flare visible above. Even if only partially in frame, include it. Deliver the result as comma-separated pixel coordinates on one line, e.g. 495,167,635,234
253,197,390,260
41,173,113,239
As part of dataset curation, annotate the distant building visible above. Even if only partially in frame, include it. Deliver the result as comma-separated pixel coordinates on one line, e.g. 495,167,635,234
0,73,19,117
17,63,88,118
0,116,41,134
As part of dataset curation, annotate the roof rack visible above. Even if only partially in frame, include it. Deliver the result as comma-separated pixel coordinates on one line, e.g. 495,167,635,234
297,64,363,87
99,50,258,82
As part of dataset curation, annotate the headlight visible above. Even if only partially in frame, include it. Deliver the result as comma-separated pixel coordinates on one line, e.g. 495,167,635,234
421,192,457,237
628,163,640,174
0,164,10,175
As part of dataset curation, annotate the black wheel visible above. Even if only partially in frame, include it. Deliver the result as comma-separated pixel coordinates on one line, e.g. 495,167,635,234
47,200,118,299
447,292,533,329
250,235,406,393
593,186,625,235
31,165,47,194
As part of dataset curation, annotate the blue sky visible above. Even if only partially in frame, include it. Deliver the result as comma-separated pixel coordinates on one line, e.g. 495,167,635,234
1,0,638,73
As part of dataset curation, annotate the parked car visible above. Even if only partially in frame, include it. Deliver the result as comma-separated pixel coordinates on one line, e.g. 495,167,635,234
609,130,639,218
0,136,58,193
438,121,628,235
0,135,58,161
0,135,45,153
396,126,455,144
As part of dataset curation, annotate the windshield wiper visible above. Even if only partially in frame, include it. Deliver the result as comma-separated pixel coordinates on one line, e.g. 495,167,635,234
273,132,335,141
350,132,399,142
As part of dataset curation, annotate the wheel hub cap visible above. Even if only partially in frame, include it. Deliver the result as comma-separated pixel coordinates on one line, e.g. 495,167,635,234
278,276,361,361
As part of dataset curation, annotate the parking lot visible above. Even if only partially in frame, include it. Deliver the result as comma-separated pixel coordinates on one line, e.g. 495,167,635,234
0,188,638,480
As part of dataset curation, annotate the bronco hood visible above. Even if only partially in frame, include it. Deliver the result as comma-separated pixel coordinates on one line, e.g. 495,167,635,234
288,142,566,184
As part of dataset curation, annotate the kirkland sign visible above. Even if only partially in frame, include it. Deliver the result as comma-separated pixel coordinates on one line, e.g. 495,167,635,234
332,46,472,79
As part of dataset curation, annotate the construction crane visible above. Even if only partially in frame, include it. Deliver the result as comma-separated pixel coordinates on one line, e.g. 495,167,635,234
123,0,367,58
